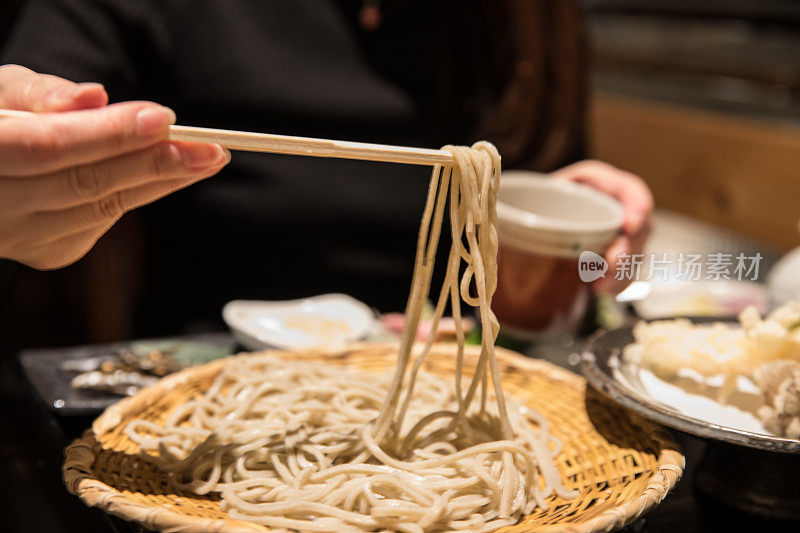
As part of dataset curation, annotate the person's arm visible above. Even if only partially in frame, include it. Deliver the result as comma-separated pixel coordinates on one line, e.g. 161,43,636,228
550,160,653,293
0,65,229,270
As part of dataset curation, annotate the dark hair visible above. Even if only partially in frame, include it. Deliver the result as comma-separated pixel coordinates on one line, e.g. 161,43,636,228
348,0,587,171
478,0,587,171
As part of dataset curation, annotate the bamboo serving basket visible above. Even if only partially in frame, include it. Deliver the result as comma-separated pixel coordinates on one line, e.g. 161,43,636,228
63,343,684,532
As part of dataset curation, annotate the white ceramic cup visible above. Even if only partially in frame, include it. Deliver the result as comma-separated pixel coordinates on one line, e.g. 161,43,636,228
492,171,623,335
497,172,624,257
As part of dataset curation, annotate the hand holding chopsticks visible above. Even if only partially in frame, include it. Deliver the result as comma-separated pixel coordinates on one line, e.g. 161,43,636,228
0,108,454,166
0,64,235,269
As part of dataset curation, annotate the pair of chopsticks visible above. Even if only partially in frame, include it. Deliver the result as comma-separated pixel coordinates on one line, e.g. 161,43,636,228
0,108,453,166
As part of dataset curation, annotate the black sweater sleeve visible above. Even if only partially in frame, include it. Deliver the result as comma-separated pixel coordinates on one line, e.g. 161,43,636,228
1,0,172,101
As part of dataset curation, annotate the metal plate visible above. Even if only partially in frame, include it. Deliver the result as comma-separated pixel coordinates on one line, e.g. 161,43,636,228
581,320,800,453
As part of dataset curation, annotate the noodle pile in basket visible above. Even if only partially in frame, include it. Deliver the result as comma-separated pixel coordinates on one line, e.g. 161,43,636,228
126,142,578,532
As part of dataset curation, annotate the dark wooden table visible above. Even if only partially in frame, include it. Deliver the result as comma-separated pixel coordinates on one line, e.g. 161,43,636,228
2,337,798,533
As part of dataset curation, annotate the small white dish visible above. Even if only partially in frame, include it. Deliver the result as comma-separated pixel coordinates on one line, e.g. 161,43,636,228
222,294,375,351
632,280,768,319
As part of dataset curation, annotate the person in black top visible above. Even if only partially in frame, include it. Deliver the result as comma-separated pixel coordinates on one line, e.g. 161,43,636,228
0,0,652,338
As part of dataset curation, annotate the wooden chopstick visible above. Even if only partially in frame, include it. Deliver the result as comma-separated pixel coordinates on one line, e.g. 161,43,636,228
0,108,453,166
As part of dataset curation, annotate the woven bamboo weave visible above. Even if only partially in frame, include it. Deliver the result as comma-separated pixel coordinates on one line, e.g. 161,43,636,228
63,343,684,532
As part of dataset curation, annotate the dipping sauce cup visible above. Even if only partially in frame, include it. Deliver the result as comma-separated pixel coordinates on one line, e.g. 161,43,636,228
493,172,623,335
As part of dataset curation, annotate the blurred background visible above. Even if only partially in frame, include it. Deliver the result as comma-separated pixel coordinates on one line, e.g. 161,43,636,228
587,0,800,250
1,0,799,353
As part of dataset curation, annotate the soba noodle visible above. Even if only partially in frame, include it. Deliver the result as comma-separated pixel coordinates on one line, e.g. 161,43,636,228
128,142,577,532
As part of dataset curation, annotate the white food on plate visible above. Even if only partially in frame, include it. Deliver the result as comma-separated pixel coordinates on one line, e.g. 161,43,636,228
622,298,800,439
624,299,800,379
753,361,800,439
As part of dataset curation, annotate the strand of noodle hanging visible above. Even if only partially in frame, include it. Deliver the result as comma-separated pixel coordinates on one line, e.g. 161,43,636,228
383,143,510,440
372,160,451,440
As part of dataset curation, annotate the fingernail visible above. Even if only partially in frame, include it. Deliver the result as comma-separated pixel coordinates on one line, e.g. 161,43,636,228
43,83,107,110
136,106,176,136
75,82,104,91
73,82,106,98
179,143,226,169
624,211,643,234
